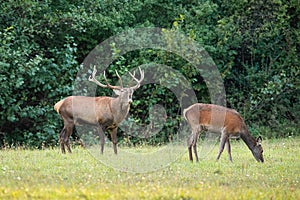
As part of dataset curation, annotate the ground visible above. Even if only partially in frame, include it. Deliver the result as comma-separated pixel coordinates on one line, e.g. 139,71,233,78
0,137,299,199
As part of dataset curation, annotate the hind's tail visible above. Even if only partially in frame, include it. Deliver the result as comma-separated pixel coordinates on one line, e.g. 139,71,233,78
183,106,191,121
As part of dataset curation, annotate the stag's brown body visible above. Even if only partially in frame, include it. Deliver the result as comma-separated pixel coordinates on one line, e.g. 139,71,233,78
54,67,144,154
54,96,129,127
183,103,264,162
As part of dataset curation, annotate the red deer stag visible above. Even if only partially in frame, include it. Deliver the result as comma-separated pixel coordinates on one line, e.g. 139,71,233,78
54,66,144,154
183,103,264,162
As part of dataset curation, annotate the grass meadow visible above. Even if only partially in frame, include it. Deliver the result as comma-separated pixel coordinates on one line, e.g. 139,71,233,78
0,137,299,199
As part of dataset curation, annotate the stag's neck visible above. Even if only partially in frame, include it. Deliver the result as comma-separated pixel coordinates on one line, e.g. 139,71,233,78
111,98,130,123
240,129,257,151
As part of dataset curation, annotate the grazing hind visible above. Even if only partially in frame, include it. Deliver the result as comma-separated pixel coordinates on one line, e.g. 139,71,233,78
183,103,264,162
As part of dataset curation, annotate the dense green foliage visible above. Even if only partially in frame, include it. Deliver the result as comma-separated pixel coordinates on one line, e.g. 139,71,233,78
0,0,299,147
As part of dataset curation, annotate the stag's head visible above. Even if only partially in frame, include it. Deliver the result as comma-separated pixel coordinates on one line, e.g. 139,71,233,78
252,136,264,162
89,66,144,105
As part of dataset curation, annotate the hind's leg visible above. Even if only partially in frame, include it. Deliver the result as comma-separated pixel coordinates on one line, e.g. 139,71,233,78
226,138,232,162
187,134,194,161
192,132,199,162
187,126,201,162
216,131,229,161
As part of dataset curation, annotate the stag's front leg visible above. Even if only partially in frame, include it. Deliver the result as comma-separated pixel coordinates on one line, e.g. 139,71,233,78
97,127,105,154
110,128,118,154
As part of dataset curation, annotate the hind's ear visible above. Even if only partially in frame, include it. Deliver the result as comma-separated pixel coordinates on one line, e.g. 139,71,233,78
256,136,262,144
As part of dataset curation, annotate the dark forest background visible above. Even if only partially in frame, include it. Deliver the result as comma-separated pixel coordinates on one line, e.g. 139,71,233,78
0,0,299,147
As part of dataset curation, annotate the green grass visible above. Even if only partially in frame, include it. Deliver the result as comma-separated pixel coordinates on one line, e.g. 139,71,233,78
1,137,300,199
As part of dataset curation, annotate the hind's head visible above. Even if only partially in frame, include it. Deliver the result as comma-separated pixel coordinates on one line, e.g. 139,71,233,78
252,136,264,162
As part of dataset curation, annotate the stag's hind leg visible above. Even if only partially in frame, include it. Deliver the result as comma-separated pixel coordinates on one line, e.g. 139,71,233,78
59,124,74,153
59,127,67,154
65,125,74,153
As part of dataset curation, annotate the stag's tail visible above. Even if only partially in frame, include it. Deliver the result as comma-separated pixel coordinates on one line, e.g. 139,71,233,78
54,99,64,114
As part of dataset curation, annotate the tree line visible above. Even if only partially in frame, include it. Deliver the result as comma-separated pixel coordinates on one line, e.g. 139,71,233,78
0,0,299,147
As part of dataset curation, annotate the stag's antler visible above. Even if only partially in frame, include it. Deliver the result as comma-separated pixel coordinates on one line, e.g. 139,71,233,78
89,66,122,90
129,67,144,90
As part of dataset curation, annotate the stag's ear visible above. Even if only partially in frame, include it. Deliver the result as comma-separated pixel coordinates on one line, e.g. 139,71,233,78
113,89,121,96
256,136,262,144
